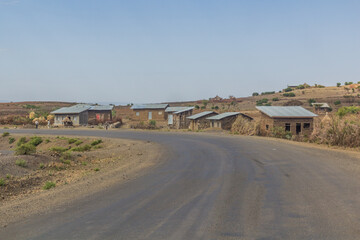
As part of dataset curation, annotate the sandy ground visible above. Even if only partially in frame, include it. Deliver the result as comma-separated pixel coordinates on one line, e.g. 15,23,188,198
0,133,163,227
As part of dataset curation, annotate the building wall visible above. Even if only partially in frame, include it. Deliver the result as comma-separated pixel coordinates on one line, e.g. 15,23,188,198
208,115,238,130
53,111,88,126
170,110,194,129
132,109,167,122
88,110,112,123
259,113,314,136
189,113,218,131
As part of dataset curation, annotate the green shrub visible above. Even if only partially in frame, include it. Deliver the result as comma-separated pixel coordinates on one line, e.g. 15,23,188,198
45,139,51,143
39,163,45,169
94,168,100,172
0,178,5,186
49,147,68,153
68,138,78,144
29,136,43,146
256,98,269,106
17,137,27,146
337,82,341,87
43,181,56,190
308,98,316,106
252,92,259,96
15,143,36,155
91,139,103,146
261,91,275,95
60,151,72,160
8,137,15,144
149,120,156,127
71,144,91,152
92,145,103,149
337,106,360,117
272,97,279,101
6,174,11,179
345,82,353,85
2,132,9,137
271,127,292,139
194,105,200,109
296,84,305,89
334,100,341,105
75,140,83,146
15,159,27,167
283,92,296,97
284,87,293,92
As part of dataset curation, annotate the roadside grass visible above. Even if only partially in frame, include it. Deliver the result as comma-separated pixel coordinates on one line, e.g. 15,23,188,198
74,140,83,146
81,161,87,166
39,163,45,169
43,181,56,190
49,146,68,153
15,159,27,167
2,132,10,137
94,168,100,172
15,143,36,155
29,136,43,146
68,138,78,144
8,137,15,144
92,145,103,149
0,178,5,186
91,139,102,146
45,139,51,143
6,174,11,179
71,144,91,152
17,137,27,146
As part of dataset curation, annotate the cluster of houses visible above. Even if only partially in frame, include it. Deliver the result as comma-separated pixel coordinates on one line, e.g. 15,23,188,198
51,103,318,136
129,104,317,135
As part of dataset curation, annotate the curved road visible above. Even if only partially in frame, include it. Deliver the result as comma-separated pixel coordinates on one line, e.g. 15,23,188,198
1,129,360,239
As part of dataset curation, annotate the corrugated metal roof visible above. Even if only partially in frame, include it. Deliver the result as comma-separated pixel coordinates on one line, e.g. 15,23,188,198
187,111,217,120
165,106,192,113
311,103,330,108
207,112,240,120
89,105,114,111
174,107,195,114
51,104,91,114
256,106,317,118
131,104,169,110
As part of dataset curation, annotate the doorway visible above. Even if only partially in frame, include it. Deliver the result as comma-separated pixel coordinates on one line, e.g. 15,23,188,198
296,123,301,135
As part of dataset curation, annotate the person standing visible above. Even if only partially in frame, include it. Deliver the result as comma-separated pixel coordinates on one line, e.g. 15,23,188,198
35,120,39,129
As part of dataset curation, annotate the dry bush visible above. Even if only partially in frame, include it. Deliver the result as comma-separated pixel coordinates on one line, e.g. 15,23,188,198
310,114,360,147
231,117,260,136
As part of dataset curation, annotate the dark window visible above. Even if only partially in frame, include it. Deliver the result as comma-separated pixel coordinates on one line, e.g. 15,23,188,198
296,123,301,134
304,123,310,129
266,125,269,130
285,123,291,132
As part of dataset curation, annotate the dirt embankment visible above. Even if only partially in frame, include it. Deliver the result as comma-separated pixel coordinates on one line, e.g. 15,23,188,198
0,133,163,227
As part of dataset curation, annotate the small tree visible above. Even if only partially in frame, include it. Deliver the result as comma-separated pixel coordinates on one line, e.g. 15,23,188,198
252,92,259,96
337,82,341,87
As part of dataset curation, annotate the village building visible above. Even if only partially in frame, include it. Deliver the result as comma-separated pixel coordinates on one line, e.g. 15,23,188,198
187,111,218,131
256,106,317,136
51,104,114,126
207,112,252,130
311,103,332,113
130,104,169,122
88,105,114,124
165,107,194,129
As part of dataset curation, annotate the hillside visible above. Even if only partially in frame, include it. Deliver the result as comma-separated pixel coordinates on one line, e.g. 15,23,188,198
166,83,360,118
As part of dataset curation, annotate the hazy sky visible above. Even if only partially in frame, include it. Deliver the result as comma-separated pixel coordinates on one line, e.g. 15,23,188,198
1,0,360,104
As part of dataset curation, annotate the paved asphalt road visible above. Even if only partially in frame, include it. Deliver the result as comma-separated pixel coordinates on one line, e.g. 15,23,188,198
1,129,360,240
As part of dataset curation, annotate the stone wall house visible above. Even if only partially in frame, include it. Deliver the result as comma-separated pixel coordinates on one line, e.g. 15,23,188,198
51,104,91,126
187,111,218,131
88,105,114,124
51,104,114,126
207,112,252,130
256,106,317,136
165,107,194,129
311,103,331,113
130,104,169,123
